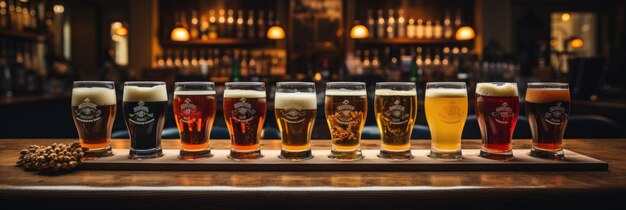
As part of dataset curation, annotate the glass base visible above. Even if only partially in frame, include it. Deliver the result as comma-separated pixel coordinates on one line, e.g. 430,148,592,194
128,147,163,160
179,149,213,160
429,148,463,161
479,149,514,161
279,149,313,161
530,147,565,160
378,150,414,160
83,146,113,159
229,149,263,160
328,149,364,161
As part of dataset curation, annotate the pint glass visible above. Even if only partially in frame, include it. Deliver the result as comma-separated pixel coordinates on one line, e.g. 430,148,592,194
123,81,167,159
375,82,418,160
526,83,570,160
425,82,467,160
475,82,519,160
173,82,216,159
224,82,266,160
275,82,317,161
325,82,367,161
71,81,116,158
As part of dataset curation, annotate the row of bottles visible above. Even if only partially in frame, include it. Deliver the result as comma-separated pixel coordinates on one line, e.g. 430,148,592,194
173,9,277,40
0,0,40,32
0,39,45,97
156,48,286,81
364,9,464,40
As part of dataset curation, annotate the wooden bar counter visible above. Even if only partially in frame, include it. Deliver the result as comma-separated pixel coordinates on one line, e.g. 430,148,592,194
1,139,625,209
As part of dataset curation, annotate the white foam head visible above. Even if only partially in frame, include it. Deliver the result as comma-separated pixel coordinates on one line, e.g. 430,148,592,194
326,89,367,96
375,89,416,96
174,90,216,96
476,83,518,97
123,84,168,102
425,88,467,97
72,87,116,106
275,92,317,109
224,89,266,98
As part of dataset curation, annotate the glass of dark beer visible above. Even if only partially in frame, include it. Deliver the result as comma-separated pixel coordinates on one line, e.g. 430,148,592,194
526,83,570,160
275,82,317,161
173,82,216,160
71,81,116,158
123,81,167,159
475,82,519,160
223,82,266,160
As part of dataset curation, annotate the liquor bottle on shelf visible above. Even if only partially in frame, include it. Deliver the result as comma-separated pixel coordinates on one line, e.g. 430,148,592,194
174,48,182,67
212,49,220,76
165,49,173,67
366,9,374,39
240,50,248,77
218,9,226,37
199,50,209,80
200,15,209,40
455,10,462,29
236,10,244,38
371,49,380,74
227,9,234,37
443,10,453,39
410,48,419,83
354,49,362,75
400,47,412,75
362,50,371,75
190,10,199,40
190,49,198,68
29,2,36,32
425,20,433,39
434,20,442,39
232,50,241,82
267,10,274,29
397,9,405,38
208,10,217,39
376,9,384,39
0,0,7,29
13,0,22,31
407,18,415,39
257,10,265,39
247,10,255,39
182,48,190,68
386,9,395,39
416,19,424,39
21,0,29,30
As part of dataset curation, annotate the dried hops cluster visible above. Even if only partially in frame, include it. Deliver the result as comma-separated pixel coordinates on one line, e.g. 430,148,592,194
17,142,85,172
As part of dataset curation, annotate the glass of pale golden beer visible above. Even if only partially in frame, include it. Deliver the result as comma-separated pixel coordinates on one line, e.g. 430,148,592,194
173,82,217,160
123,81,167,159
224,82,266,160
375,82,418,160
475,82,519,161
72,81,116,158
325,82,367,161
275,82,317,161
425,82,467,160
526,83,570,160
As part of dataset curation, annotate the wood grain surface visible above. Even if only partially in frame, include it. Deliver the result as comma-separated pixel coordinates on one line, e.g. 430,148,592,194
1,139,625,209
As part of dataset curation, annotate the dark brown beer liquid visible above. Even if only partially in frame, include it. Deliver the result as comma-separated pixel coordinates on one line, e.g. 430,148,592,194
525,88,570,151
223,97,266,151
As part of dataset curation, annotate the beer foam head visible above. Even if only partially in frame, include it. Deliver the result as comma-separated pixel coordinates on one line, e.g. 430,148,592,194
326,89,367,96
375,89,416,96
275,92,317,109
476,83,518,97
525,88,570,103
224,89,266,98
72,87,116,106
174,90,216,96
123,84,168,102
425,88,467,97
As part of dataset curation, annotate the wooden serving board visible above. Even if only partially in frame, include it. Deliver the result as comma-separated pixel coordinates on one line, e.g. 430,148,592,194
81,149,608,171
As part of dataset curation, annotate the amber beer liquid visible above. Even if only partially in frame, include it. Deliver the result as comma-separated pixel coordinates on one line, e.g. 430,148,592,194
173,83,217,159
526,83,570,160
475,83,519,160
223,82,266,160
375,82,418,160
275,82,317,161
71,82,116,158
325,82,367,161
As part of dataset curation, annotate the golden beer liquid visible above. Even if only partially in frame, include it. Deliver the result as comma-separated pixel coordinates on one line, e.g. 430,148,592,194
425,96,468,151
374,94,418,151
325,95,367,151
275,109,316,151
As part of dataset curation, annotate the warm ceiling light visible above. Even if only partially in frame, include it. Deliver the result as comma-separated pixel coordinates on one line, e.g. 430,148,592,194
455,26,475,40
561,13,570,22
171,27,190,41
570,38,584,48
350,24,369,39
267,25,285,40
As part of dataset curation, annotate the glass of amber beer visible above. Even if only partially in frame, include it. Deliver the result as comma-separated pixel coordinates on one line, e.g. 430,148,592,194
123,82,167,159
425,82,467,160
224,82,266,160
475,82,519,160
375,82,418,160
526,83,570,160
71,81,116,158
275,82,317,161
173,82,217,160
325,82,367,161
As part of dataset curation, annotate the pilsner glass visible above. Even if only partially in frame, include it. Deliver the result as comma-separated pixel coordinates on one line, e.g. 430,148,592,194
375,82,418,160
173,82,217,159
123,81,167,159
475,82,519,160
223,82,266,160
425,82,467,160
526,82,570,160
275,82,317,161
71,81,116,158
325,82,367,161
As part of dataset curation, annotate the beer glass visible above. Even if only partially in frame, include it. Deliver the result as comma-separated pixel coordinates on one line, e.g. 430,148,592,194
71,81,116,158
475,82,519,160
173,82,217,159
526,83,570,160
325,82,367,161
123,81,167,159
275,82,317,161
375,82,418,160
425,82,467,160
224,82,266,160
